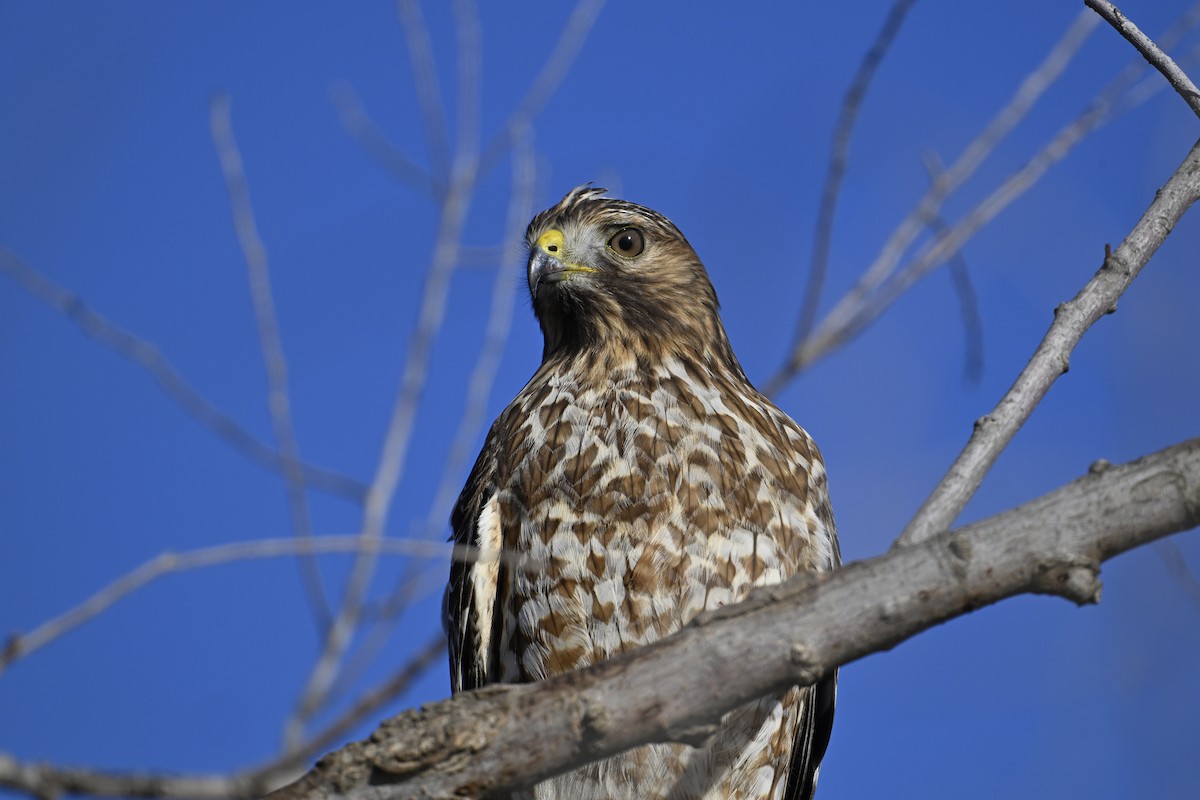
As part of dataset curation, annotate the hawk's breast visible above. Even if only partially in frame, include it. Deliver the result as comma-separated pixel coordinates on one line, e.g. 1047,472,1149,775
490,354,832,685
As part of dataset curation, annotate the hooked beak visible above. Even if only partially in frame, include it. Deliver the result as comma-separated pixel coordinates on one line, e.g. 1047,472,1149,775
528,230,595,297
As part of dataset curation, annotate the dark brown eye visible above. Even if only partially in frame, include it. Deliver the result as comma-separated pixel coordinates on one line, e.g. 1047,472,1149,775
608,228,644,257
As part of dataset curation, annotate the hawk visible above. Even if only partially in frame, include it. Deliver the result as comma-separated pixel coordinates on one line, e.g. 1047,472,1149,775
446,186,839,799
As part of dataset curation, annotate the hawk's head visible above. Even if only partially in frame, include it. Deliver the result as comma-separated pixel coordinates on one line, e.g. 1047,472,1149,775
525,185,736,368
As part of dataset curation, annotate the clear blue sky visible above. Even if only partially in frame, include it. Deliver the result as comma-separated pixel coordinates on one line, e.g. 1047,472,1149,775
2,2,1199,798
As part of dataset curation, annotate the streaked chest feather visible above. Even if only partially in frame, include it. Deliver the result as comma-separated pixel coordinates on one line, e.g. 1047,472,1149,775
483,355,833,683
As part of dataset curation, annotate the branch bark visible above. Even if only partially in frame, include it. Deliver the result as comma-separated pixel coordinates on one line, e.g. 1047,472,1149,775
266,437,1200,800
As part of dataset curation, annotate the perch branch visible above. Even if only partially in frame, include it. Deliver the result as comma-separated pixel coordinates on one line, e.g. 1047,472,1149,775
266,437,1200,800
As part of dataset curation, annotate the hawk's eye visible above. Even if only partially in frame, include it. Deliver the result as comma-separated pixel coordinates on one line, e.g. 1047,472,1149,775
608,228,645,257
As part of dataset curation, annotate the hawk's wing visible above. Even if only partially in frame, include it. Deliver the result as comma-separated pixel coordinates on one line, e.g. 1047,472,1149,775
784,492,840,800
444,422,504,694
783,673,838,800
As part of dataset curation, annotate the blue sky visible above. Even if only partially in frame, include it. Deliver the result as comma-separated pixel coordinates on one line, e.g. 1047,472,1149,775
2,2,1199,798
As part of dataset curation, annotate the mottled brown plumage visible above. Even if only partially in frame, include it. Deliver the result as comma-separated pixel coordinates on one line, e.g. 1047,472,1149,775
446,186,839,799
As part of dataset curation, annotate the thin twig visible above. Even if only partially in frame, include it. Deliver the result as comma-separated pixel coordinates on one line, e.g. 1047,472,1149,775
795,0,920,346
924,151,984,387
285,0,601,748
946,250,985,387
250,633,447,784
0,754,262,800
1156,539,1200,611
324,123,539,704
0,246,366,502
478,0,606,174
771,5,1200,382
210,93,330,631
1086,0,1200,117
0,536,456,675
768,8,1100,393
306,0,499,710
285,84,481,759
427,122,537,533
452,0,482,165
897,136,1200,546
395,0,451,181
329,83,437,195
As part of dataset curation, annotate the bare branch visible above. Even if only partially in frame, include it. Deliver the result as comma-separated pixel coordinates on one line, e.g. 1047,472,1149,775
251,634,447,787
330,84,437,195
923,151,984,386
1087,0,1200,117
452,0,482,164
795,0,920,345
426,124,536,532
285,109,480,755
395,0,451,180
0,246,366,503
775,4,1199,381
1156,539,1200,611
769,8,1100,392
0,536,455,676
898,136,1200,546
478,0,606,173
316,124,537,719
268,437,1200,800
210,92,330,631
0,754,263,800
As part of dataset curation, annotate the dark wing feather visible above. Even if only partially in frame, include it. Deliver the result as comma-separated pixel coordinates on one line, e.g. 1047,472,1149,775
783,671,838,800
444,426,502,694
784,488,840,800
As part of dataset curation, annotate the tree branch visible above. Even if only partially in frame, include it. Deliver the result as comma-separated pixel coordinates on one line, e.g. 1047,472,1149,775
263,437,1200,800
795,0,920,346
0,246,367,503
0,536,456,676
769,7,1100,393
1086,0,1200,117
897,133,1200,546
210,92,330,631
767,3,1200,391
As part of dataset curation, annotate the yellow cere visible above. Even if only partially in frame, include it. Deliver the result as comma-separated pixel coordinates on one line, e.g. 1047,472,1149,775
537,228,595,275
536,229,565,255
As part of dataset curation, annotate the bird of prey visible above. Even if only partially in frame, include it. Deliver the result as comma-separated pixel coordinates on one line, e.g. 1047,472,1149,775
445,186,839,800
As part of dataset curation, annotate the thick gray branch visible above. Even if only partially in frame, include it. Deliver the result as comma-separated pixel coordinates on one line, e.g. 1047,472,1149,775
267,437,1200,800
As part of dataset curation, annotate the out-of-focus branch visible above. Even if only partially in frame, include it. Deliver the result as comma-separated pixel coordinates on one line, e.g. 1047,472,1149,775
1156,539,1200,611
288,0,604,752
923,152,984,386
769,4,1200,386
0,637,446,800
771,8,1100,392
916,153,984,388
0,535,456,677
795,0,920,346
478,0,606,174
210,93,330,631
426,123,536,533
1087,0,1200,117
452,0,482,164
329,84,437,196
322,124,539,707
898,135,1200,546
395,0,451,181
285,28,483,757
267,438,1200,800
0,246,367,503
0,755,260,800
250,634,447,787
